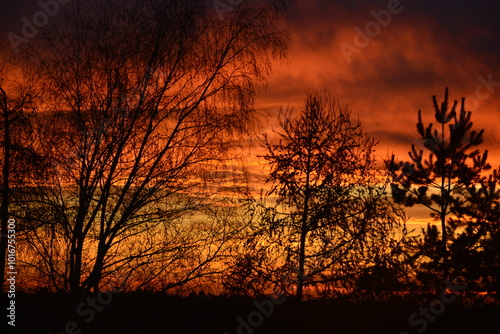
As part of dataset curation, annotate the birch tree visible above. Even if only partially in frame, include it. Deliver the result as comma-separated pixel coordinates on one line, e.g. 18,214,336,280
19,0,293,295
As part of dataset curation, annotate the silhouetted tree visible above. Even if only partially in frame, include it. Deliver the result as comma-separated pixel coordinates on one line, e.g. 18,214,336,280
0,57,42,292
16,0,293,295
221,199,293,297
0,86,11,293
448,168,500,293
260,90,406,302
387,88,492,285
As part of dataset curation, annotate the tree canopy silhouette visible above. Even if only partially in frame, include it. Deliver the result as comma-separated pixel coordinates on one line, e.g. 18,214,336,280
10,0,293,295
0,55,43,292
252,90,406,301
387,88,494,287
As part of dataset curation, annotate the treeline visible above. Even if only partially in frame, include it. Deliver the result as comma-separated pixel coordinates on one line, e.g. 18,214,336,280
224,88,500,302
0,0,498,303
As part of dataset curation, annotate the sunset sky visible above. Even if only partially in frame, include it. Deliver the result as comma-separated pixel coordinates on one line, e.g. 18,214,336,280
255,0,500,227
2,0,499,226
255,0,500,166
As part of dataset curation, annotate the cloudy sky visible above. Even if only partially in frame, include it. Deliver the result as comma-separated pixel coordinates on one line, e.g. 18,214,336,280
2,0,499,162
2,0,499,225
254,0,500,168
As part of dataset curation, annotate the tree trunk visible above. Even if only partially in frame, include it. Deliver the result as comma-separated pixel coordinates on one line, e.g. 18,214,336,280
440,121,448,282
296,157,311,302
296,224,307,302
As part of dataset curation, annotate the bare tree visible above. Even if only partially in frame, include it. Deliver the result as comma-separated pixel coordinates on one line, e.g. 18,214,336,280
256,90,406,302
0,83,11,294
0,54,41,292
17,0,293,295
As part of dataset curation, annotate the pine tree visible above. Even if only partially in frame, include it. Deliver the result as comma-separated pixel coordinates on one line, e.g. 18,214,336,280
387,88,491,283
450,168,500,292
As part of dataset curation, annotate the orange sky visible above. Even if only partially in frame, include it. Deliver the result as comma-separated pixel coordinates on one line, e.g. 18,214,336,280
252,0,500,227
255,0,500,168
2,0,498,166
2,0,499,228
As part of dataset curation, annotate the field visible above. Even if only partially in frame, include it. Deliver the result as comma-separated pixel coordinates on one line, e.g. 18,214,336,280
12,292,500,334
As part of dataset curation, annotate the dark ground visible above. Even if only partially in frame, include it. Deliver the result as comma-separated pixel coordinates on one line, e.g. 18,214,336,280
3,291,499,333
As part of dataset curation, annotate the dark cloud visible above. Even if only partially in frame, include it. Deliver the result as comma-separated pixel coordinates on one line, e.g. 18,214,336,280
255,0,500,166
0,1,41,33
2,0,499,165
